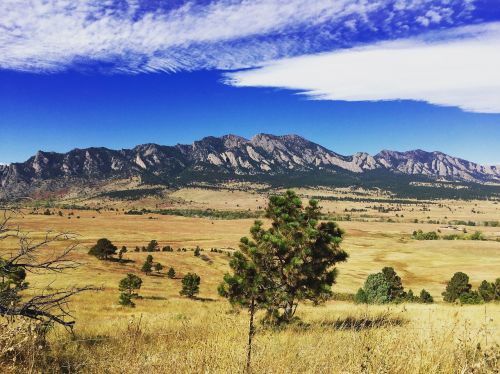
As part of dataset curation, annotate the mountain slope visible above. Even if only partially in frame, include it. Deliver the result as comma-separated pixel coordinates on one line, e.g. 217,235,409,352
0,134,498,199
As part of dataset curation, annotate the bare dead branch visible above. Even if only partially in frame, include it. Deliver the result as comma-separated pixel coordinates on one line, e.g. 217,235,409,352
0,208,98,328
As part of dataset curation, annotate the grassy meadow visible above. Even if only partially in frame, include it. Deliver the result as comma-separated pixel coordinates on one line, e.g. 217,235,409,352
1,187,499,373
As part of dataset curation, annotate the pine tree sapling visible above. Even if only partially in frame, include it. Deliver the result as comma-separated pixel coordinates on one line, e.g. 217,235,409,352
221,190,348,325
118,273,142,307
155,262,163,274
180,273,200,298
141,260,153,275
118,246,127,262
146,254,153,264
167,267,176,279
194,246,201,257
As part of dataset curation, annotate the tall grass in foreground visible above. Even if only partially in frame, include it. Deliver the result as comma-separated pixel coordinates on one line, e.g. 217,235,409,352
1,302,498,373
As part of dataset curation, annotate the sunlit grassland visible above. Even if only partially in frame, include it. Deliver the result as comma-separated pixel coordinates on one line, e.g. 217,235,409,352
1,191,499,373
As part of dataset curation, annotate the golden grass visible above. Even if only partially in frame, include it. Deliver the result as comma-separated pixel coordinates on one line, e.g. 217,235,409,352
1,192,499,373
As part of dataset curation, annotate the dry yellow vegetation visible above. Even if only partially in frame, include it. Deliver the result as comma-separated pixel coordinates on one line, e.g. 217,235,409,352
1,188,499,373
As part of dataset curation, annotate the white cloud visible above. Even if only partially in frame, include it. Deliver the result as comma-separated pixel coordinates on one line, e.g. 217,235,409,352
0,0,476,73
0,0,374,72
225,22,500,114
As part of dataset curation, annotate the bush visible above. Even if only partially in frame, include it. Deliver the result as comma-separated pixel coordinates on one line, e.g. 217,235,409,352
467,231,485,241
459,291,483,305
478,280,496,302
354,288,367,304
412,230,439,240
419,289,434,304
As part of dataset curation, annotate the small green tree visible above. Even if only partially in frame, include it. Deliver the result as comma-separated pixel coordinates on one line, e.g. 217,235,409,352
118,246,127,262
167,267,176,279
146,240,159,252
118,273,142,307
419,289,434,304
405,289,416,302
229,190,348,324
219,190,348,371
146,254,153,263
478,280,495,302
88,238,117,260
180,273,200,298
442,272,472,303
141,260,152,275
194,246,201,257
495,278,500,300
155,262,163,274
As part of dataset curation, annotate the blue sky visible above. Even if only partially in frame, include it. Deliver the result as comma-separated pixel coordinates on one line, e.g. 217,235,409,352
1,0,499,165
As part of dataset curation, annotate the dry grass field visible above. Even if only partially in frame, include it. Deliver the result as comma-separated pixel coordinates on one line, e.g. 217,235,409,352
1,187,499,373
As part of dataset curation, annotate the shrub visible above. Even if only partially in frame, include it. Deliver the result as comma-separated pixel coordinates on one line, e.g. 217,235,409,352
459,291,483,305
354,288,367,304
478,280,496,302
467,231,485,241
419,289,434,304
180,273,200,298
194,246,201,257
412,230,439,240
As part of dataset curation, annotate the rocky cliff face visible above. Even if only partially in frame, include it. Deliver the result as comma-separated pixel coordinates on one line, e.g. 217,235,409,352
0,134,498,199
374,149,500,182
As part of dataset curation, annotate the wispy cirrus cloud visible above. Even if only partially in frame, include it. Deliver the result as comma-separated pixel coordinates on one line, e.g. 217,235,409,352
225,22,500,113
0,0,479,73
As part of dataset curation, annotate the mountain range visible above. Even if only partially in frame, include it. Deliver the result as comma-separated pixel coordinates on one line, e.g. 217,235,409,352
1,134,499,200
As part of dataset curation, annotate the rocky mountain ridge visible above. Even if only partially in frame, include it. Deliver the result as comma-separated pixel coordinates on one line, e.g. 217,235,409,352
1,133,498,198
